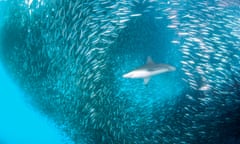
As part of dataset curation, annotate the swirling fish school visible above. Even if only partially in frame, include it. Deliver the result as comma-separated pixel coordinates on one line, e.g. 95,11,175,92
0,0,240,144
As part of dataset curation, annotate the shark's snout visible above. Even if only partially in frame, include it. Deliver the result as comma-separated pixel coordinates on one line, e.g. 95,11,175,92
122,74,128,78
122,73,132,78
122,73,129,78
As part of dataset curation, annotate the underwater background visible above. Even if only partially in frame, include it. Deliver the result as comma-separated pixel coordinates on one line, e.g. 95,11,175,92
0,0,240,143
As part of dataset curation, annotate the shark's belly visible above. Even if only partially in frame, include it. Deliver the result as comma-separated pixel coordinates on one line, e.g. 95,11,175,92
133,70,168,78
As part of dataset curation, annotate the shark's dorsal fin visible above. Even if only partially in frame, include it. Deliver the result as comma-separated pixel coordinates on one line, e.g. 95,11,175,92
146,56,154,64
144,77,151,85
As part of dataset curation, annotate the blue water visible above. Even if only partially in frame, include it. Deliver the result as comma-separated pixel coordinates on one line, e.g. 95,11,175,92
0,1,66,143
0,62,65,144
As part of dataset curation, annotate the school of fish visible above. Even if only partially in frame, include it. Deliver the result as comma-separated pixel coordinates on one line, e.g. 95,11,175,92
0,0,240,143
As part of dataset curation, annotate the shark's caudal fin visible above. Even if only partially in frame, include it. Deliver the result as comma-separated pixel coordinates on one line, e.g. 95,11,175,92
144,77,151,85
146,56,154,64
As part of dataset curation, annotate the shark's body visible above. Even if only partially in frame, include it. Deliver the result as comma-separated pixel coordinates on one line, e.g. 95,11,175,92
123,56,176,84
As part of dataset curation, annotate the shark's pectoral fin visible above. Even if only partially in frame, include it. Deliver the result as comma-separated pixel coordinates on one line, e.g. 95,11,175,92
144,77,151,85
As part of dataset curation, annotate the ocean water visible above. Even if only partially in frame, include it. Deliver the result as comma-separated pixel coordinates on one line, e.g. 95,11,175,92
0,63,66,144
0,0,240,144
0,2,68,143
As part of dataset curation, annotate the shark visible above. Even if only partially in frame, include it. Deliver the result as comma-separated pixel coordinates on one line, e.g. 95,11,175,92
122,56,176,84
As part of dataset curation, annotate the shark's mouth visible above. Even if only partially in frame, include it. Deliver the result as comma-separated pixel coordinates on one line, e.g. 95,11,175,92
1,0,240,143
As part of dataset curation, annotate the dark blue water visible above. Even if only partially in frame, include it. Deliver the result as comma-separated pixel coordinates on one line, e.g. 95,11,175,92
0,0,240,144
